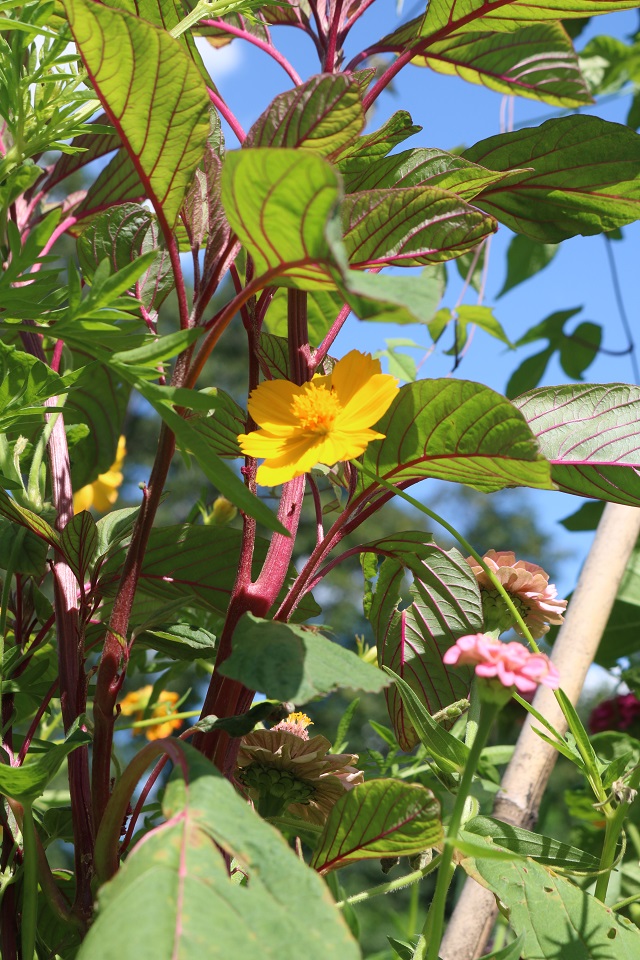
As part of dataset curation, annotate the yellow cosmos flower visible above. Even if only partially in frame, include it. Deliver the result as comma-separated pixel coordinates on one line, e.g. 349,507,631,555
118,685,183,741
237,350,399,487
73,436,126,514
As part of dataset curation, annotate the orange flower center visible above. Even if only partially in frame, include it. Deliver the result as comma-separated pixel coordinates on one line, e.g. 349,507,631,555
291,384,341,435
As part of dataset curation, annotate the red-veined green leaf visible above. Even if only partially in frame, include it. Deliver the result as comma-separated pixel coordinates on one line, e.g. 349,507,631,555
245,73,365,155
361,379,552,493
513,383,640,505
311,780,442,873
63,0,210,230
464,115,640,242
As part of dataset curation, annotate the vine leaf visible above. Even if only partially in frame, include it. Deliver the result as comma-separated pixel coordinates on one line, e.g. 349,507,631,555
219,614,389,703
311,780,442,874
360,379,553,494
364,534,481,750
63,0,210,229
513,383,640,506
464,115,640,242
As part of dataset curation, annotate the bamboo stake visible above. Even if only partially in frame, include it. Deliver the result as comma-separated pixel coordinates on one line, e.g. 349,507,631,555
440,501,640,960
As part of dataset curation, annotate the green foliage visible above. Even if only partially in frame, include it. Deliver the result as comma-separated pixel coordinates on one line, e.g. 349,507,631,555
3,0,640,957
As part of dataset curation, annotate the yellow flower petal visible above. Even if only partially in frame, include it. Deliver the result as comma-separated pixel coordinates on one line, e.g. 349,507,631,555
73,436,127,515
239,351,399,487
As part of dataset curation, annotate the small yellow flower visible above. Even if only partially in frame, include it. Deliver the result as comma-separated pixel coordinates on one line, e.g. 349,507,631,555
118,685,182,741
237,350,398,487
73,436,126,514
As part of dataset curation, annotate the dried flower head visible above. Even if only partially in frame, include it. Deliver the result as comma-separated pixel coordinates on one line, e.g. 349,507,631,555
118,685,183,740
443,633,560,694
73,435,126,514
237,714,363,822
467,550,567,639
237,350,398,487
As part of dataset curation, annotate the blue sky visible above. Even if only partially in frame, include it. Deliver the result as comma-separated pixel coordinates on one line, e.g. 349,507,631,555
195,8,640,598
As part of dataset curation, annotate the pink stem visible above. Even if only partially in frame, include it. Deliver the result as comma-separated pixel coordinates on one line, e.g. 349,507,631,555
201,19,302,84
311,303,351,367
207,88,246,144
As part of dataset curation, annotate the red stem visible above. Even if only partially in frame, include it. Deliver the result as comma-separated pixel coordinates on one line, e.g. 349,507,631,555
201,19,303,84
324,0,345,71
207,88,246,144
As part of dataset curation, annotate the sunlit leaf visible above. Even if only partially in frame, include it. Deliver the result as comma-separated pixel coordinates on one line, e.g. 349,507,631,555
245,73,365,155
80,746,359,960
361,379,552,494
311,780,442,873
513,383,640,505
63,0,210,229
464,116,640,241
462,855,640,958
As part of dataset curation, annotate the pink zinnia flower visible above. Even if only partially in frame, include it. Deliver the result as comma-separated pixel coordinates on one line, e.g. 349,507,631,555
443,634,560,694
467,550,567,639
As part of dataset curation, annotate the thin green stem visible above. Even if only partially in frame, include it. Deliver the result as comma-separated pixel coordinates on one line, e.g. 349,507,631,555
336,856,442,908
415,702,500,960
351,461,539,650
594,764,640,902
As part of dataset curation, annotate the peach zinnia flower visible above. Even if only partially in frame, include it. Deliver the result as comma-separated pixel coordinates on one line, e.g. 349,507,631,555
118,685,183,740
237,712,363,823
73,435,126,514
237,350,398,487
467,550,567,639
444,634,560,694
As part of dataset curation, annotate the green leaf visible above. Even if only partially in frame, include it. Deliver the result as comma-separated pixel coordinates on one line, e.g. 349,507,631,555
559,321,601,380
464,116,640,242
361,379,552,494
0,726,91,802
0,490,61,550
420,0,640,34
513,383,640,505
76,203,175,312
462,855,640,959
442,305,513,356
98,526,319,621
498,234,559,297
245,73,364,155
559,500,604,532
79,745,359,960
341,186,496,267
222,148,340,288
384,668,471,774
341,145,518,199
310,780,442,873
464,816,601,870
0,341,75,434
63,0,210,228
135,382,284,533
418,23,592,107
60,511,99,584
137,623,217,660
219,614,389,703
264,288,346,344
336,110,421,164
366,534,481,750
64,356,130,490
95,507,141,559
478,936,526,960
